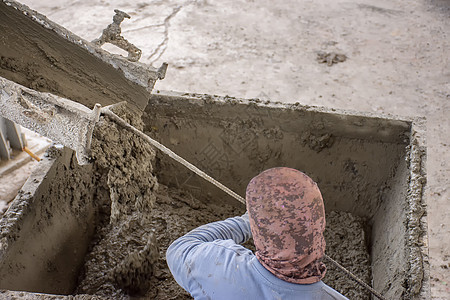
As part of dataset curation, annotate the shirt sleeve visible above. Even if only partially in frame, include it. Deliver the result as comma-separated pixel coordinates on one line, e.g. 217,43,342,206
166,213,252,293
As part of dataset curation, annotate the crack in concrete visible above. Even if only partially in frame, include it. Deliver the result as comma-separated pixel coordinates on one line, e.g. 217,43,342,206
146,5,182,64
122,0,199,64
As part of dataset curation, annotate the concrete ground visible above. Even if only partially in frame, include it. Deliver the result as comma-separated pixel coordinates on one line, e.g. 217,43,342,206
4,0,450,298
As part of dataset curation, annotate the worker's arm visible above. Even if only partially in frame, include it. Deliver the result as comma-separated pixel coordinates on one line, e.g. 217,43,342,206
166,213,252,293
172,212,251,244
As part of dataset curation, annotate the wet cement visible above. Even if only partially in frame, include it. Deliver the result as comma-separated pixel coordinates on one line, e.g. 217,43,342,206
143,186,371,300
323,211,371,299
75,106,159,298
0,0,159,110
74,176,370,299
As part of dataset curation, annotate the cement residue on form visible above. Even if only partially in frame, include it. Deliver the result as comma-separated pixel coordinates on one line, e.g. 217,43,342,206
75,106,159,298
404,132,427,297
300,131,335,152
0,0,160,110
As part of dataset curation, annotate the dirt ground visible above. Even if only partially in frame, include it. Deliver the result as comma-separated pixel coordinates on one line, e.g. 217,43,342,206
2,0,449,298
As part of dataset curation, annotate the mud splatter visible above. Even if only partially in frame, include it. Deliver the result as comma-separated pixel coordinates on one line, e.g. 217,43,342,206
316,51,347,66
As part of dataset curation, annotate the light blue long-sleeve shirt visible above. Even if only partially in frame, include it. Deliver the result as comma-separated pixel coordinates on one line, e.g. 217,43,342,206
166,214,349,300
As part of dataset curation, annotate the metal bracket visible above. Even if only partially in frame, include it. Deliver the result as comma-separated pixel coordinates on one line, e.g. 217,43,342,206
0,77,100,165
0,117,25,160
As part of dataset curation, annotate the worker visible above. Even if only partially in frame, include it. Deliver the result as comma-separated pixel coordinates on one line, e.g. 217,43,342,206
166,167,348,299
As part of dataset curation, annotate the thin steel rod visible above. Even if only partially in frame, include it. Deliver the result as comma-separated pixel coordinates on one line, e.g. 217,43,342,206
324,254,388,300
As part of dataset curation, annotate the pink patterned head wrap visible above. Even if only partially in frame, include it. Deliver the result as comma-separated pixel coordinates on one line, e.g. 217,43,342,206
246,167,327,284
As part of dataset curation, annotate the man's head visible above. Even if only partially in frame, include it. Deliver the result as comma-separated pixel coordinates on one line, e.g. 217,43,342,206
246,167,326,284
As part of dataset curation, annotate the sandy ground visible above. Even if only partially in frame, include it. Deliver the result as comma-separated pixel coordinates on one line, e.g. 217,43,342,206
2,0,449,298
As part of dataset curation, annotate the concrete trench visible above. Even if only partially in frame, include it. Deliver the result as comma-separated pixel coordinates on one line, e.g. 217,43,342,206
0,0,430,299
0,92,430,299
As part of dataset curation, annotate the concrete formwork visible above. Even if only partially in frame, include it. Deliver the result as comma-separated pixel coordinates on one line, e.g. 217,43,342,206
0,147,98,295
0,91,429,299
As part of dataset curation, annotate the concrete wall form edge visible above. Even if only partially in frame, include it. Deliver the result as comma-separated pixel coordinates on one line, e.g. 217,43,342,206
406,120,430,299
0,148,57,254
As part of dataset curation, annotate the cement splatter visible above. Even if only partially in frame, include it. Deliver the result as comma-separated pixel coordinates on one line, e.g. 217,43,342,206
316,51,347,66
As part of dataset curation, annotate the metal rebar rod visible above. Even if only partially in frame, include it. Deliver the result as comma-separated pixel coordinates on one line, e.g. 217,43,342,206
324,254,388,300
